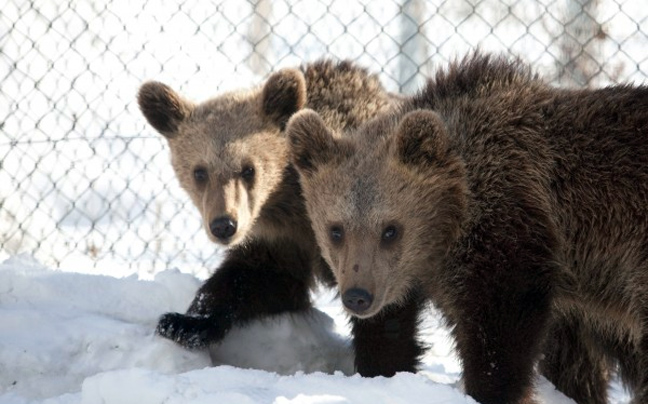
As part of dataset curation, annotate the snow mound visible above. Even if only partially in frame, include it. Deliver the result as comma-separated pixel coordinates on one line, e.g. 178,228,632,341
209,309,353,376
0,255,629,403
80,367,471,404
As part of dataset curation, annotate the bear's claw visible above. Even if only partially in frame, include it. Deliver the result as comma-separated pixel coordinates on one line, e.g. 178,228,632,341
156,312,217,350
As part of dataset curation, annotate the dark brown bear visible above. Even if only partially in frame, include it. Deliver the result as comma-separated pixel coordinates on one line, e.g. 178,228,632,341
287,53,648,404
137,61,405,366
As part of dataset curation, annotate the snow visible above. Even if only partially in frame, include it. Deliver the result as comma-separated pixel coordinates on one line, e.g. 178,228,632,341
0,254,630,404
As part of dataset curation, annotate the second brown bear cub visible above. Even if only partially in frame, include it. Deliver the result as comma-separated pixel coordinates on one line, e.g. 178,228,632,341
287,53,648,404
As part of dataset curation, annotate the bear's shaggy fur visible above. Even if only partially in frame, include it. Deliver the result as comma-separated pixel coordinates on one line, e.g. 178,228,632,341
287,53,648,404
137,61,401,358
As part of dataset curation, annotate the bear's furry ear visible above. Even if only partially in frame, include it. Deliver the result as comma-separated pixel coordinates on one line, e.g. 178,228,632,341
287,109,342,176
138,81,193,139
394,109,450,167
262,69,307,130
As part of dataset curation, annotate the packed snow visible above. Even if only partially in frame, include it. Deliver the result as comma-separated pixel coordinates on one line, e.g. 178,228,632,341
0,254,631,403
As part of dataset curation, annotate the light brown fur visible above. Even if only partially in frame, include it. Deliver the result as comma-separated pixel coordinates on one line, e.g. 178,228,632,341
288,109,468,318
139,77,304,246
139,61,399,248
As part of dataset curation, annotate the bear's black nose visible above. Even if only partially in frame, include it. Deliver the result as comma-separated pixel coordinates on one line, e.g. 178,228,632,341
210,217,237,241
342,288,373,314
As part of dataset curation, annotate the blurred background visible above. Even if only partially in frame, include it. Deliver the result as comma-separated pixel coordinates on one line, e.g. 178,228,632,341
1,0,647,277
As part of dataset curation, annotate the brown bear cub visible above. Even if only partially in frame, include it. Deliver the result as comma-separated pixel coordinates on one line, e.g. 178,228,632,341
287,53,648,404
137,61,404,362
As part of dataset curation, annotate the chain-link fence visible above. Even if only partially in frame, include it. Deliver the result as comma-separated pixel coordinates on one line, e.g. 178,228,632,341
1,0,647,276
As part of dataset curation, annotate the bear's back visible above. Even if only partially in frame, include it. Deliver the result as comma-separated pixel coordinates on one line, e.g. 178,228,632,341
302,60,399,133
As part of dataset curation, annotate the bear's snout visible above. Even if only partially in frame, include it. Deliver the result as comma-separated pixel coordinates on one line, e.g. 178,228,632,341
342,288,374,315
210,216,238,242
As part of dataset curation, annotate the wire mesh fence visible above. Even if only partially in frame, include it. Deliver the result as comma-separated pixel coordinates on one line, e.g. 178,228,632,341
1,0,647,276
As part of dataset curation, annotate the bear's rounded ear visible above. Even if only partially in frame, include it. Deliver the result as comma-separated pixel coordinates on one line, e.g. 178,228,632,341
138,81,193,139
262,68,307,130
394,109,449,167
287,109,341,176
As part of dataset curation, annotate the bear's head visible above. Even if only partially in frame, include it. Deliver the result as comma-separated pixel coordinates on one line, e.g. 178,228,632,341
138,69,307,246
287,109,468,318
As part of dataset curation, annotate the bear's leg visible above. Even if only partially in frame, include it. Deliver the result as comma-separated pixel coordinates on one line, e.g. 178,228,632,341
539,317,608,404
615,339,640,394
628,333,648,404
351,289,426,377
453,271,554,404
156,239,313,349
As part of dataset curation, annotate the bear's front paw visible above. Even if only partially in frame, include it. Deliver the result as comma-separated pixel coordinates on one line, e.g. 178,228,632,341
156,312,225,350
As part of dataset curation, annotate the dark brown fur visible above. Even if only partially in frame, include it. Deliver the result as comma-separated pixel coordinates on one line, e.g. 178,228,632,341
138,61,406,372
287,53,648,404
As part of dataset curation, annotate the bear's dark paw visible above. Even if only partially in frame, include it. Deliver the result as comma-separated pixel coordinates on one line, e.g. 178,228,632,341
156,312,225,350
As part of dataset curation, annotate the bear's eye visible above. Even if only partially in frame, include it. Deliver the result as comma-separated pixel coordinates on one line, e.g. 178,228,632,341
193,167,208,184
381,225,399,245
241,165,255,182
329,225,344,245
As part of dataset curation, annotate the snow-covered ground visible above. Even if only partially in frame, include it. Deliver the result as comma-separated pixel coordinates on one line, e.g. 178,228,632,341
0,254,631,404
